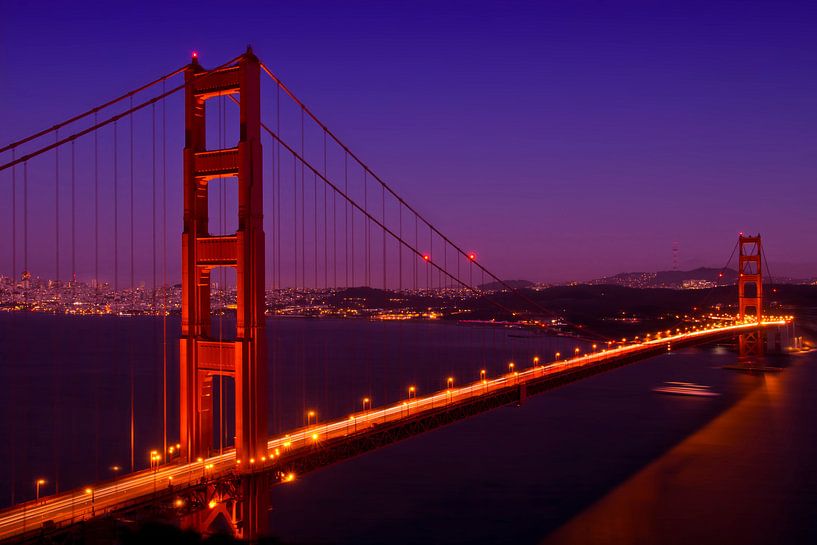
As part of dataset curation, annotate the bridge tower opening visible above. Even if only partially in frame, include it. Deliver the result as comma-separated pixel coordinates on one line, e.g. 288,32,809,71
180,49,267,467
738,234,763,357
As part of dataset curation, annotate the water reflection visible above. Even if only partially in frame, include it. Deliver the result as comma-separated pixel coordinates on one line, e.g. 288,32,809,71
542,356,815,545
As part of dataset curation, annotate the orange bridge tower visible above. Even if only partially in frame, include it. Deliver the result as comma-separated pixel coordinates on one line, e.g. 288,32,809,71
738,234,763,357
179,49,267,467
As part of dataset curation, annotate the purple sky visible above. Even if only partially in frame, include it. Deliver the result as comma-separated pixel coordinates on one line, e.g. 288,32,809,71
1,0,816,283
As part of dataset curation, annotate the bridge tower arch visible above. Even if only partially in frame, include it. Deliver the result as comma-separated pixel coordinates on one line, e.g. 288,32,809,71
738,234,763,357
179,48,268,467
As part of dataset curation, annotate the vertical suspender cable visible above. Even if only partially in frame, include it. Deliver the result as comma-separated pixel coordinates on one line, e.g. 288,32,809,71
270,84,279,432
272,102,278,292
351,173,355,287
382,184,386,290
94,113,99,299
414,215,418,291
53,133,61,494
345,152,349,287
151,104,157,308
151,101,162,460
398,203,402,291
292,138,297,289
301,110,306,289
24,162,28,303
9,151,15,505
456,244,460,289
276,84,282,294
364,170,368,286
323,130,328,289
130,98,135,311
93,113,100,478
56,132,60,286
114,121,119,292
314,172,318,289
161,81,168,459
11,150,16,285
71,140,76,285
323,164,328,289
129,98,135,473
429,229,433,290
439,240,450,288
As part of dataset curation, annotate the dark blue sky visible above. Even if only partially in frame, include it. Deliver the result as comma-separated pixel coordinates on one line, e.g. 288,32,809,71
1,0,816,281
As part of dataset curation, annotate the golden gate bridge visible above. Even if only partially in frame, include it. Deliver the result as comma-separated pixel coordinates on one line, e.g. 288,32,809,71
0,48,793,541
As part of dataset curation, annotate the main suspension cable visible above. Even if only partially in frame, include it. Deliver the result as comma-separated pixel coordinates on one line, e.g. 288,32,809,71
1,55,243,173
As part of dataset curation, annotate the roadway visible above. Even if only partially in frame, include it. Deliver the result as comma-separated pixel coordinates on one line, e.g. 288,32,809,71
0,320,787,542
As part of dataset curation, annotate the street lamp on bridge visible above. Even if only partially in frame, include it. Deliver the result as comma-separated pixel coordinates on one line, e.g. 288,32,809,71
84,488,95,517
150,450,161,493
34,479,46,502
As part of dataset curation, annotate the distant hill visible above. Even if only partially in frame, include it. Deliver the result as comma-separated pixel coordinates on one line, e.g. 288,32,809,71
477,280,534,291
589,267,738,289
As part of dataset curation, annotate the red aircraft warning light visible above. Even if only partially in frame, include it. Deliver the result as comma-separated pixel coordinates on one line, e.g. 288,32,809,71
468,252,477,261
422,254,430,261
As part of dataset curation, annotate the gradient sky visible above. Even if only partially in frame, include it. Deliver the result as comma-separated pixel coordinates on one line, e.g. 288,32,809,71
1,0,816,282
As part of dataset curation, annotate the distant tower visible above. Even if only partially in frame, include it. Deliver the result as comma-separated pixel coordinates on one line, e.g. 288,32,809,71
738,234,763,357
672,241,679,271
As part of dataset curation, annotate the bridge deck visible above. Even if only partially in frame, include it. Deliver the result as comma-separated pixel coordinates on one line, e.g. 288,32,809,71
0,321,786,542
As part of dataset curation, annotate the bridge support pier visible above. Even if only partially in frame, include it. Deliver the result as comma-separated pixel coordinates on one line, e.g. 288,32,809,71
180,473,271,541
